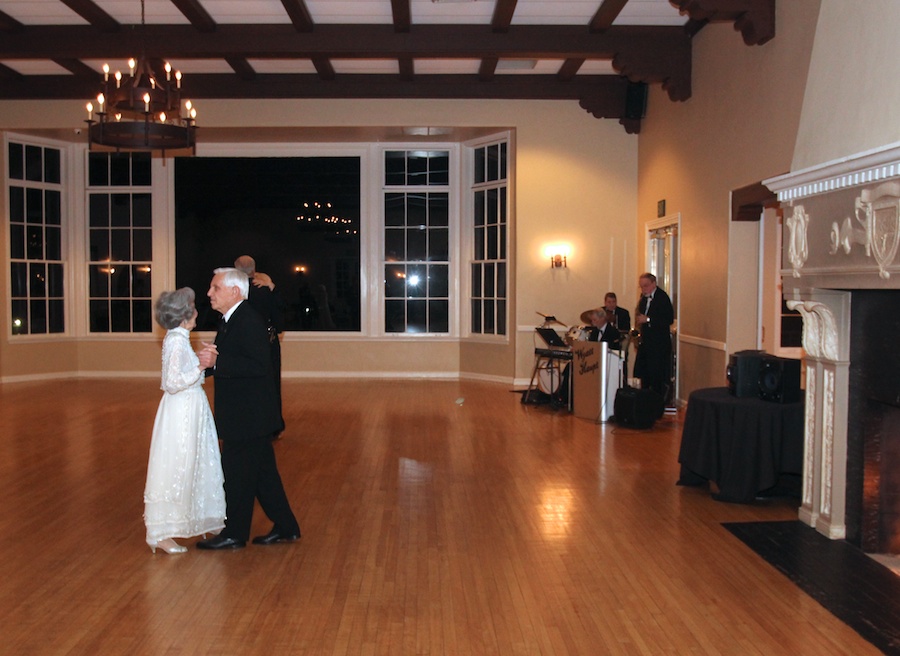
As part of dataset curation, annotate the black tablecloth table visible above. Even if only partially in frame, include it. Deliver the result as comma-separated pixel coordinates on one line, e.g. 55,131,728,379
677,387,804,503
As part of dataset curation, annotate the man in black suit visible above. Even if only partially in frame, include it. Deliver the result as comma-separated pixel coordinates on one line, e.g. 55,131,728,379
196,267,300,550
234,255,286,434
603,292,631,334
633,272,674,399
578,307,622,347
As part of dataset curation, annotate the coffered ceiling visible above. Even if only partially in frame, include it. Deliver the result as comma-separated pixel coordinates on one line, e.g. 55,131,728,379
0,0,775,133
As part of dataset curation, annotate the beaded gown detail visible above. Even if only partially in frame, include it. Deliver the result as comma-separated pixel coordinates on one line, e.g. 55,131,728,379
143,327,226,547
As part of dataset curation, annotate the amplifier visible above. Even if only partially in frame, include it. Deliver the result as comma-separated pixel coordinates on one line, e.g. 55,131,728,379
614,387,664,429
726,350,767,398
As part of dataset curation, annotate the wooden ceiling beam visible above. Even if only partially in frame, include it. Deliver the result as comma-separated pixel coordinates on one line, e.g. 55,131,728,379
671,0,775,45
590,0,629,32
391,0,411,33
58,0,120,32
492,0,518,33
0,24,690,62
281,0,315,32
170,0,218,33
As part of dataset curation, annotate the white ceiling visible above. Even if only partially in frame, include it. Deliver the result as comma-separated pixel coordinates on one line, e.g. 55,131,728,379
0,0,688,76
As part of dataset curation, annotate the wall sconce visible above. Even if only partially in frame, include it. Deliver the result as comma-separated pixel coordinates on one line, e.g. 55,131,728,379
543,243,570,269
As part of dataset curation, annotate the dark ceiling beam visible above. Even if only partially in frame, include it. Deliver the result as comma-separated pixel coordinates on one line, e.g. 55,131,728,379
58,0,120,32
311,57,336,80
0,71,632,102
169,0,218,33
478,58,499,81
491,0,518,33
280,0,315,32
0,62,23,79
557,59,585,81
225,57,257,81
0,24,689,61
670,0,775,45
589,0,629,32
0,8,25,32
398,58,414,81
52,58,99,77
391,0,411,33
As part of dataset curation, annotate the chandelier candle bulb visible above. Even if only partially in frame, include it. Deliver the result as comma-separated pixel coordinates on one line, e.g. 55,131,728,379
103,63,109,82
115,71,121,88
86,102,93,120
143,93,150,112
165,62,171,81
175,71,181,89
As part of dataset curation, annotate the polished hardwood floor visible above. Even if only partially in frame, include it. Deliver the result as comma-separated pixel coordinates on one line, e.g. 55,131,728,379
0,378,883,655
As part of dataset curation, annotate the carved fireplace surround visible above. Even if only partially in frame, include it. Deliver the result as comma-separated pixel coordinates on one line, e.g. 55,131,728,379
765,141,900,548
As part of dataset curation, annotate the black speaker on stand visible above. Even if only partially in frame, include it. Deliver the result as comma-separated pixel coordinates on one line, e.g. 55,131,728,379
758,356,802,403
726,350,767,398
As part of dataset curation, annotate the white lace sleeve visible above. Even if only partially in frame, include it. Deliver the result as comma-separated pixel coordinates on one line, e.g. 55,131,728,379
161,331,203,394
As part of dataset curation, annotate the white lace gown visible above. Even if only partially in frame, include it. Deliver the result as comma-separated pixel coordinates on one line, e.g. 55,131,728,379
143,327,226,547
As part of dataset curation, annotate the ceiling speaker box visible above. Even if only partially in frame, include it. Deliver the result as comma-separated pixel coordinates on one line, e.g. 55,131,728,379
726,350,767,398
758,356,802,403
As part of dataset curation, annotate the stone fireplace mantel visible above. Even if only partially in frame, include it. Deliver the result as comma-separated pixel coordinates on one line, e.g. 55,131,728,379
764,142,900,543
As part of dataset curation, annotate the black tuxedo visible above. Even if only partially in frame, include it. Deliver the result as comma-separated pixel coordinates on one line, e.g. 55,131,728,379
586,323,622,348
209,301,298,541
245,282,286,432
609,306,631,333
633,287,674,398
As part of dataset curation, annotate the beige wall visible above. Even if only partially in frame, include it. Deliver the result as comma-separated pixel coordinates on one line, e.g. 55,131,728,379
792,0,900,171
637,0,822,400
1,99,638,383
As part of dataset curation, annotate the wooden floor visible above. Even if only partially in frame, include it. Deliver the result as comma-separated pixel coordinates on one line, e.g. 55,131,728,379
0,378,883,655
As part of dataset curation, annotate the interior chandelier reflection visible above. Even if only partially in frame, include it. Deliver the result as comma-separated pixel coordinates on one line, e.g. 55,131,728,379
296,201,358,235
83,0,197,154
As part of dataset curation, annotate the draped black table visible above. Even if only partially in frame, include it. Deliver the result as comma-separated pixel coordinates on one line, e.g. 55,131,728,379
677,387,804,503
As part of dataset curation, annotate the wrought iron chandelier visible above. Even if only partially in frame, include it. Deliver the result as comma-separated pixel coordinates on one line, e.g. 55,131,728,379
84,0,197,154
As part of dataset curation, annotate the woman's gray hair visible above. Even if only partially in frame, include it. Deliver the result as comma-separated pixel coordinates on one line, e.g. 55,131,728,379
155,287,196,329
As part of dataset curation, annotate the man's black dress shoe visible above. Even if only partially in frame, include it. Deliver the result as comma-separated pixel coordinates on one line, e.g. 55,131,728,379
252,528,301,545
196,535,246,550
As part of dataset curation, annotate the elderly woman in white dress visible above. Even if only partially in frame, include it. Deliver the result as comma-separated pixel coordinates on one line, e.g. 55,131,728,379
143,288,226,554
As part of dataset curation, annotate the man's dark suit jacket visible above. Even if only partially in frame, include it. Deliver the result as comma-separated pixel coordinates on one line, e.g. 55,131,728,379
634,287,674,395
611,307,631,333
586,323,622,347
209,301,281,441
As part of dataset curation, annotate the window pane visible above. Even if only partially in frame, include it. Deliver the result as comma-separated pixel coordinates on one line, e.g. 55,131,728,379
30,263,47,297
133,229,152,262
429,300,449,333
385,299,405,332
10,224,25,259
46,226,61,261
471,264,482,298
90,265,110,297
497,300,507,334
385,151,406,186
132,153,151,186
487,225,498,260
30,299,47,334
45,190,61,226
48,263,64,297
111,229,131,261
90,300,109,332
385,264,406,297
133,299,152,332
428,151,449,186
407,152,428,185
9,186,24,222
111,194,131,226
497,263,507,298
133,265,152,298
407,300,427,332
429,194,449,226
487,144,500,182
385,228,405,262
474,147,485,185
132,193,152,227
8,143,24,180
407,227,427,261
487,189,498,224
471,299,482,333
11,263,27,297
110,300,131,331
26,225,44,260
429,228,448,262
48,299,65,333
110,153,131,186
11,300,28,334
407,264,426,298
89,153,109,186
484,263,495,297
474,190,485,227
25,145,42,182
90,194,109,227
385,193,405,226
474,227,485,260
500,142,507,179
110,266,130,298
407,194,426,227
429,264,448,297
90,229,110,261
26,188,43,223
483,299,495,333
44,148,61,184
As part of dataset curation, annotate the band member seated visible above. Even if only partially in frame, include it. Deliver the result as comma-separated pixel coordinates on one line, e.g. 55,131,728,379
578,307,622,348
